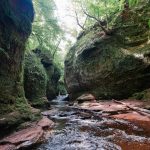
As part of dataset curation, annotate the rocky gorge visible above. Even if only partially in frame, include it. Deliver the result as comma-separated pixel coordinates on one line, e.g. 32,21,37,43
24,48,62,108
0,0,150,150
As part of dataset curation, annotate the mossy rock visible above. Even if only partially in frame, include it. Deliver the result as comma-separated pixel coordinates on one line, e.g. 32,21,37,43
33,48,61,100
46,64,61,99
65,2,150,100
24,52,48,108
131,89,150,100
0,0,37,131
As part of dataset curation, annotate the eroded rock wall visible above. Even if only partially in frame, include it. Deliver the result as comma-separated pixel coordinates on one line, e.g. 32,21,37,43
0,0,34,114
24,48,61,102
0,0,36,133
24,52,48,107
65,2,150,100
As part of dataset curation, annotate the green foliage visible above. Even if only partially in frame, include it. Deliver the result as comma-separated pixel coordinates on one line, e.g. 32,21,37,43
148,20,150,28
119,0,139,9
72,0,121,27
27,0,63,52
57,81,67,95
72,0,148,29
27,0,65,75
128,0,139,6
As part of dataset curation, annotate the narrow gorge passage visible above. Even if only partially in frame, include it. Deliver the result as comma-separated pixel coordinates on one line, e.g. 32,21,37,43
1,1,150,150
36,96,150,150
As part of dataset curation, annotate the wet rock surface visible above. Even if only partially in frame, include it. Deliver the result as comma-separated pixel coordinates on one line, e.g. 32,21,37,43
36,97,150,150
1,97,149,150
0,117,54,150
37,117,54,129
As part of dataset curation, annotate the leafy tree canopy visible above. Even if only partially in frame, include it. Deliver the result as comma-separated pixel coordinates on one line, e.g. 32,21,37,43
27,0,63,54
71,0,149,31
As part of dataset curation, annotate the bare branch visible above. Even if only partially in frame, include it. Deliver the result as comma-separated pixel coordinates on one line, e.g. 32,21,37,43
81,7,108,34
83,16,88,28
75,11,85,30
52,39,62,58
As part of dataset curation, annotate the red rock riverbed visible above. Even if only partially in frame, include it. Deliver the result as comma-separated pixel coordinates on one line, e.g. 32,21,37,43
1,98,150,150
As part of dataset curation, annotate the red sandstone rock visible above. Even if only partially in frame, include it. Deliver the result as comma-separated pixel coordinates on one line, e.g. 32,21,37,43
80,101,128,112
112,111,150,122
37,117,54,129
76,94,96,103
0,117,54,150
0,144,15,150
79,100,150,114
0,126,43,149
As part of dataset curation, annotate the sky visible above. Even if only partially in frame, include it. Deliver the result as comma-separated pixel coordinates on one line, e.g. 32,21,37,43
54,0,77,31
54,0,79,57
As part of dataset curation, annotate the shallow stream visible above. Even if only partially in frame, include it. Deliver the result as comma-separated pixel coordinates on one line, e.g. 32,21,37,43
37,96,150,150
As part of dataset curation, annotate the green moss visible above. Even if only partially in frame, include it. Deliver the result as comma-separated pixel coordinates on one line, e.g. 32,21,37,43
33,48,61,100
0,104,14,115
0,0,38,133
57,80,67,95
24,51,48,107
131,89,150,100
65,2,150,100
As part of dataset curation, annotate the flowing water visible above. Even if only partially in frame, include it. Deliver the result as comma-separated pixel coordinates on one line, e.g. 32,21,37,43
37,96,150,150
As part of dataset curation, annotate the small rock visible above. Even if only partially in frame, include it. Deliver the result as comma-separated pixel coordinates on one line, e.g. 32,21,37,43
76,94,96,103
37,117,54,129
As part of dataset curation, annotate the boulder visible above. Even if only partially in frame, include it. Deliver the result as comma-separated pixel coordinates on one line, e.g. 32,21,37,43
0,126,44,148
65,2,150,100
0,117,54,150
37,117,54,129
76,94,96,103
24,48,62,106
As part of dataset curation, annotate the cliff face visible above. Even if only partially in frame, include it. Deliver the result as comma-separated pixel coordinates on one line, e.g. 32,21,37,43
24,52,48,107
65,3,150,100
0,0,35,128
24,48,61,102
